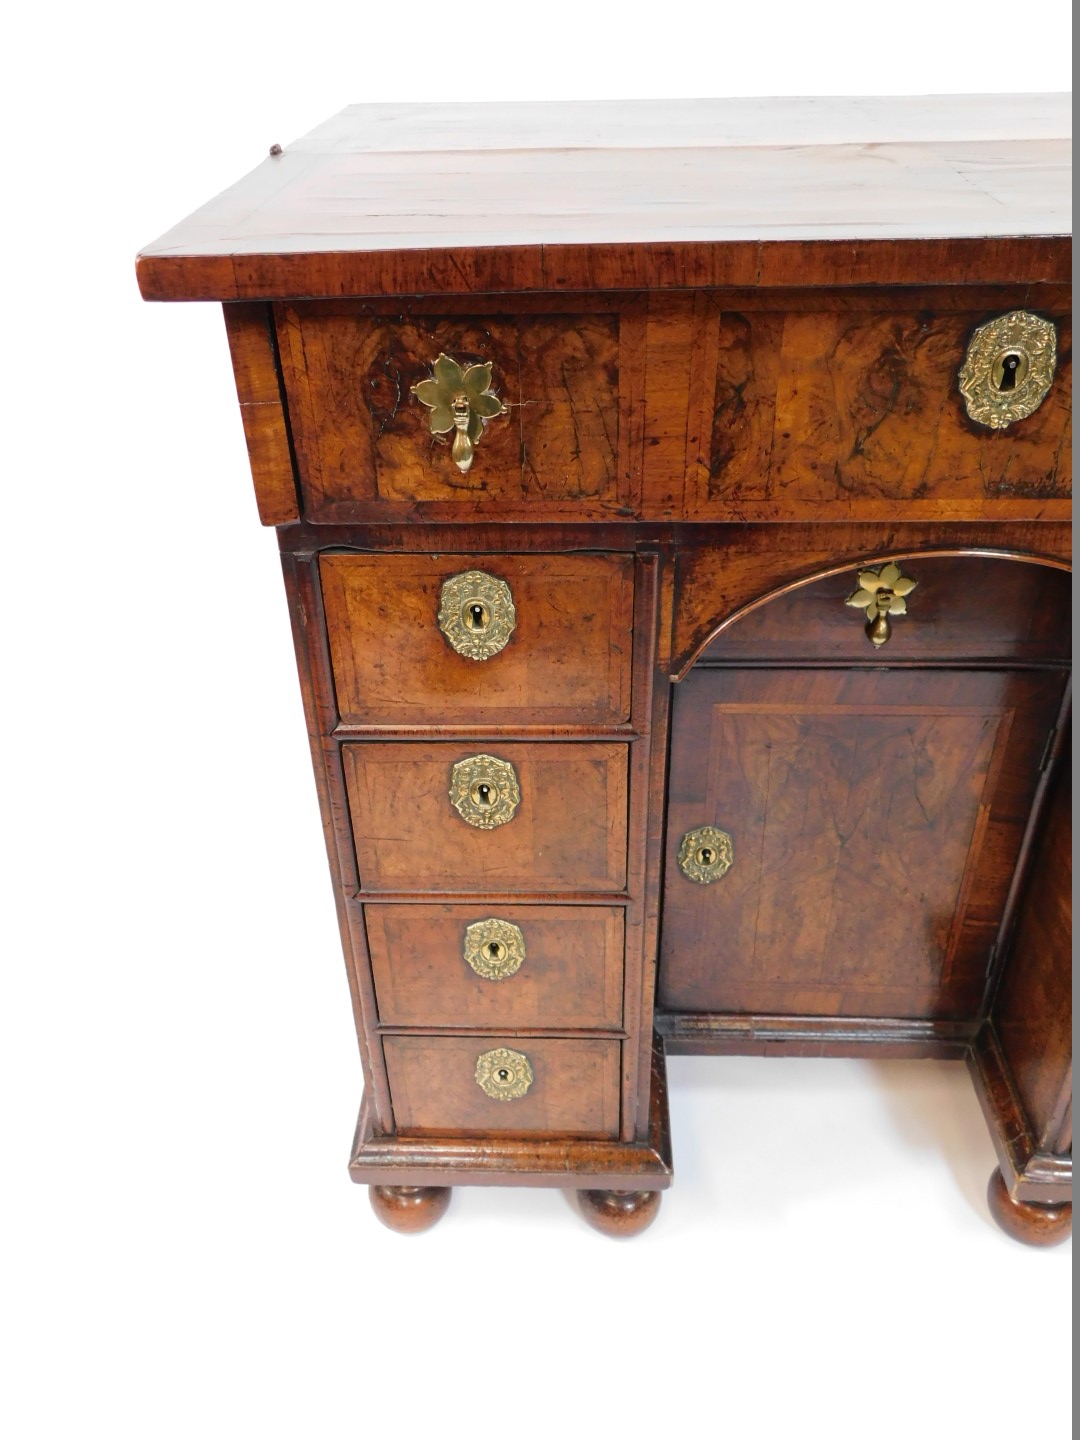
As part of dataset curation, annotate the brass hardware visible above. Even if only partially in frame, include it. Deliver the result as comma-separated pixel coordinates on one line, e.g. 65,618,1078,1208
449,754,521,829
678,826,734,885
411,353,508,474
959,311,1057,430
475,1047,534,1101
438,570,517,661
464,918,526,980
844,561,917,647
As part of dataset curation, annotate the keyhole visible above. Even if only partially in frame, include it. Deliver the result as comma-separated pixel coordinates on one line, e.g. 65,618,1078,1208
471,781,494,807
488,941,504,961
464,601,489,631
699,847,714,867
497,1068,510,1081
998,353,1020,391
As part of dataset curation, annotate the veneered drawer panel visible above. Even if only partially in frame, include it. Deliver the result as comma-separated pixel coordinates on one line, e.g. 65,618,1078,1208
277,302,627,519
321,552,634,726
343,742,629,893
639,293,1071,521
364,904,624,1029
698,554,1071,665
384,1035,621,1137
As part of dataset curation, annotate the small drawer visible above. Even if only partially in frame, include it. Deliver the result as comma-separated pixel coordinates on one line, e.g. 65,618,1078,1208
321,552,634,726
383,1035,621,1138
696,302,1070,514
364,904,624,1029
344,741,629,894
276,303,626,519
697,554,1071,665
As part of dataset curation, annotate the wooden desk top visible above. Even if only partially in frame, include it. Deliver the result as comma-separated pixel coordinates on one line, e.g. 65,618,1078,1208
137,94,1071,299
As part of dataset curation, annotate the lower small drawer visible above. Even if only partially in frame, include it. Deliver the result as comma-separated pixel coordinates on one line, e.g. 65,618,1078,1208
383,1035,621,1138
364,904,625,1029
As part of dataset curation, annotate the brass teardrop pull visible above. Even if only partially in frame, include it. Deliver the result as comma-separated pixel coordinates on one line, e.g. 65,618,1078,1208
411,353,508,473
844,561,917,648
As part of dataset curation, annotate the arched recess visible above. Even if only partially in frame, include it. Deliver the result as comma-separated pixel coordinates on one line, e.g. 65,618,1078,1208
674,547,1071,681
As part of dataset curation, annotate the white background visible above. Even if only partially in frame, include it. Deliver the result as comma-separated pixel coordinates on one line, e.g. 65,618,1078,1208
3,4,1072,1436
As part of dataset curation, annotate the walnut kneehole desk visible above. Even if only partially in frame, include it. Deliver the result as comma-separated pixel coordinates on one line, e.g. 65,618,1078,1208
138,96,1072,1243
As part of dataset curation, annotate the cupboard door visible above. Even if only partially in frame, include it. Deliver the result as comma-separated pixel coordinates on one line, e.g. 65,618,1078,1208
658,668,1065,1020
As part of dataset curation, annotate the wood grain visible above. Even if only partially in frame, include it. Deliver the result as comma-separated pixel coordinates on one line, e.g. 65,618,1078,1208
222,303,298,524
704,306,1071,510
363,903,624,1030
343,742,629,893
697,554,1072,666
994,748,1072,1155
137,97,1070,301
383,1035,621,1137
277,303,626,518
658,667,1065,1020
320,552,634,726
672,523,1072,676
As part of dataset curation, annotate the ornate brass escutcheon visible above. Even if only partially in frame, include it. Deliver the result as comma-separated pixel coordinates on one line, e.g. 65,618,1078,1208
475,1047,534,1101
678,826,734,885
464,918,526,980
411,352,508,474
958,310,1057,429
844,561,917,647
449,754,521,829
438,570,517,661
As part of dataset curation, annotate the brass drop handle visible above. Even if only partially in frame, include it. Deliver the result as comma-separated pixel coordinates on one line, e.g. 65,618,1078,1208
959,310,1057,429
844,561,917,648
411,353,508,474
449,754,521,829
464,918,526,980
438,570,517,660
475,1047,534,1101
678,827,734,884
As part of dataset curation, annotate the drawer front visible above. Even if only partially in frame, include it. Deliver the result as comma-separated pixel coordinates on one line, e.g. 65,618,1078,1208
344,742,629,893
697,554,1071,665
364,904,624,1029
322,552,634,726
700,305,1071,512
383,1035,621,1137
277,303,627,519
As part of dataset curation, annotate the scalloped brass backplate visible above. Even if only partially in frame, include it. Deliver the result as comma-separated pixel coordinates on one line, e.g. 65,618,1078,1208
464,918,526,980
438,570,517,661
475,1047,534,1101
678,826,734,884
449,754,521,828
959,310,1057,430
410,353,508,473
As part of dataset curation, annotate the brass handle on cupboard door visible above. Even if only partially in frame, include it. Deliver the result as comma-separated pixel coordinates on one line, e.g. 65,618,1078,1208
475,1047,534,1101
959,310,1057,430
678,827,734,884
411,353,508,474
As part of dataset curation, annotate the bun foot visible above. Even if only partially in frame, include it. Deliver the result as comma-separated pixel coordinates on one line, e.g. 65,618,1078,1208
986,1169,1071,1247
369,1185,452,1234
574,1187,661,1238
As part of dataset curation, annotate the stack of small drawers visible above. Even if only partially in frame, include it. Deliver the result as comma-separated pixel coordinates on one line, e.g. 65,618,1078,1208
321,550,640,1139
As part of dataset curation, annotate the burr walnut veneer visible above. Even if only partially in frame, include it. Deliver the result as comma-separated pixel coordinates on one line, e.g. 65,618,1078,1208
139,97,1072,1243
